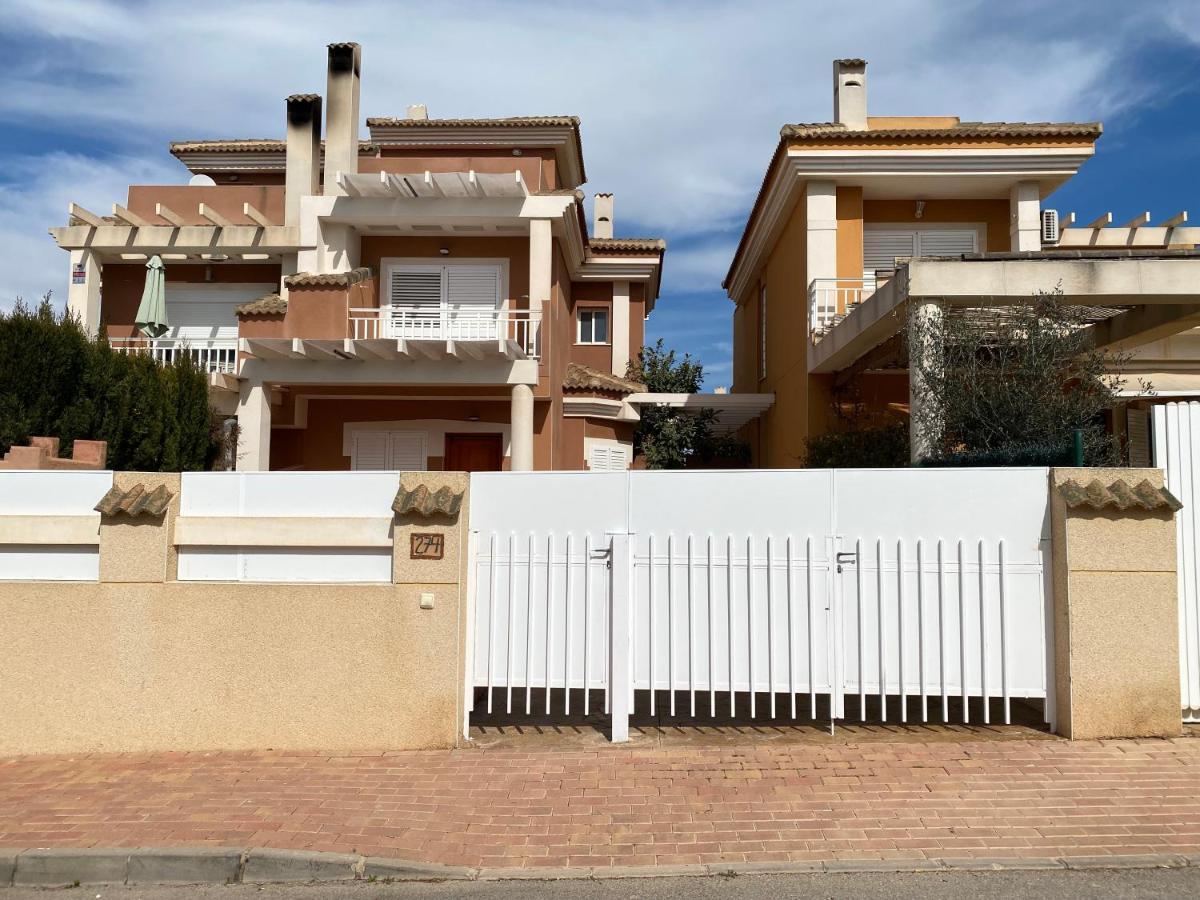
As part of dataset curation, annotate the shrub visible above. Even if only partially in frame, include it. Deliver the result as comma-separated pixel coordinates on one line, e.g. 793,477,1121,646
804,423,909,468
0,296,218,470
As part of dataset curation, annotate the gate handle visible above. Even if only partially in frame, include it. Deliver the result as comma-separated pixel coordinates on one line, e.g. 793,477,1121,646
836,550,857,573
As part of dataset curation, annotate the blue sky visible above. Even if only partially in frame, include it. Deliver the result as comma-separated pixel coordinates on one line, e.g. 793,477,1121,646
2,0,1198,388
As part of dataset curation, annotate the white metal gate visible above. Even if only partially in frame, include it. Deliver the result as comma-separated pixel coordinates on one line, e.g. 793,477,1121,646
466,469,1052,740
1152,402,1200,721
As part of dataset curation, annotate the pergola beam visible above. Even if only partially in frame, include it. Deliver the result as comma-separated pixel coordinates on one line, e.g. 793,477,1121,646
111,203,150,227
1085,212,1113,230
68,203,104,227
242,203,273,227
1160,211,1189,228
197,203,232,227
1121,211,1151,229
155,203,186,227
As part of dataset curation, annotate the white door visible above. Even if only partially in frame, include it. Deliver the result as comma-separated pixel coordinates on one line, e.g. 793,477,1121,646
386,264,501,341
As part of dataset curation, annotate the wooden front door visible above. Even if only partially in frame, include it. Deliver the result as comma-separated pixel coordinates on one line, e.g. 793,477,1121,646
444,433,504,472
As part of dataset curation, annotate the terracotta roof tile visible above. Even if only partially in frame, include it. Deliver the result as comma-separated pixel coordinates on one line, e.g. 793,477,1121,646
366,115,580,128
284,267,373,289
563,362,645,396
169,139,375,154
1058,478,1182,513
588,238,666,255
782,121,1103,140
393,482,464,518
94,483,174,518
235,294,287,316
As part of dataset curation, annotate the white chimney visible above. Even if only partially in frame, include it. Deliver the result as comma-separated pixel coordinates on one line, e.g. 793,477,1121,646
594,193,614,239
406,104,429,120
322,42,361,196
285,94,321,226
833,58,867,130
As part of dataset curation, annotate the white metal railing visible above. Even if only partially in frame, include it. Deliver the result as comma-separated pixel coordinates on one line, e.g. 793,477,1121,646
348,308,542,359
109,338,238,374
808,276,878,338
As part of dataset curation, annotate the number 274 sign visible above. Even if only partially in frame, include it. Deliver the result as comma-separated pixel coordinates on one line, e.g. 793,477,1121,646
410,533,444,560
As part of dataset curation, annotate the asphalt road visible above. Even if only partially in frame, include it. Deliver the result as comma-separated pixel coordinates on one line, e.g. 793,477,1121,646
7,868,1200,899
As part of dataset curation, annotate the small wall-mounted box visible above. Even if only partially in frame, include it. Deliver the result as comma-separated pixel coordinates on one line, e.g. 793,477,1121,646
420,592,435,610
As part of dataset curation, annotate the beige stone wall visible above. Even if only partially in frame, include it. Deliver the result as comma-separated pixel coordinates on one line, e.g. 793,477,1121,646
1050,467,1182,740
0,472,470,755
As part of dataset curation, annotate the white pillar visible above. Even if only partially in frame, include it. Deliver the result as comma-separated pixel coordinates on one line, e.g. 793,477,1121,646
510,383,534,471
806,181,838,333
593,193,614,239
908,300,944,464
611,280,630,376
236,379,272,472
529,218,552,311
608,530,632,743
1010,181,1041,252
67,249,101,336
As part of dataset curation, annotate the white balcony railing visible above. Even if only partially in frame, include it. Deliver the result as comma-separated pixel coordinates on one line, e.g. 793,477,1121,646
808,276,878,338
348,308,542,359
109,338,238,374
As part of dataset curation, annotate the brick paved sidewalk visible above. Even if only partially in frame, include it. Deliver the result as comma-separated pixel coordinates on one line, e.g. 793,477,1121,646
1,738,1198,869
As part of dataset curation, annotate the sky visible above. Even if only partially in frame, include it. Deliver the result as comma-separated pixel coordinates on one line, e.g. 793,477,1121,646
2,0,1199,389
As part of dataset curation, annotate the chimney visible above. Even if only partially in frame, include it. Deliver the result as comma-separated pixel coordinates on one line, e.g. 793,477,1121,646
406,104,428,120
594,193,614,239
833,58,867,130
323,42,361,196
285,94,321,226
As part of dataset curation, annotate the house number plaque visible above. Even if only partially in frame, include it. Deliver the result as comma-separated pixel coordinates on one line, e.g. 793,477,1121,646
410,533,445,560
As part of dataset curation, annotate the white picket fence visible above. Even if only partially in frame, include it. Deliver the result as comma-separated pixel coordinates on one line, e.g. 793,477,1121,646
1153,402,1200,721
467,469,1053,740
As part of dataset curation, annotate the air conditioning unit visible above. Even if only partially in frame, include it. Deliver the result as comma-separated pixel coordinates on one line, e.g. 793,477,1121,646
1041,209,1060,245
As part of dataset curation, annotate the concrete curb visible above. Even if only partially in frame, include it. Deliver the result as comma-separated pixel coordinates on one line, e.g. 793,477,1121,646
0,847,1195,887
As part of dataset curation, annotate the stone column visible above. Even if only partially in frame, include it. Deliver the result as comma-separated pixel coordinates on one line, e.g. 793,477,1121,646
1050,467,1182,739
322,42,361,197
1009,180,1041,252
510,384,534,471
98,473,181,583
236,379,272,472
907,299,944,463
67,249,102,336
285,94,321,228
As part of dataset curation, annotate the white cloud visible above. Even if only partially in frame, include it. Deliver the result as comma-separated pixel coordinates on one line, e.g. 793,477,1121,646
0,0,1189,320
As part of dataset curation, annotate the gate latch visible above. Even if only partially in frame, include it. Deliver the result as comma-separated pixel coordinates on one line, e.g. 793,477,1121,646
591,546,613,569
836,550,857,574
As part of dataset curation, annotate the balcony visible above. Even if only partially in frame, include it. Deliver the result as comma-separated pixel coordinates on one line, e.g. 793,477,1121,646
807,277,880,339
347,308,542,360
109,338,238,374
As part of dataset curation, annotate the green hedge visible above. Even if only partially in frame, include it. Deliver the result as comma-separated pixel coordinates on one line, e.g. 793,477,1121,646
0,298,218,470
804,423,910,468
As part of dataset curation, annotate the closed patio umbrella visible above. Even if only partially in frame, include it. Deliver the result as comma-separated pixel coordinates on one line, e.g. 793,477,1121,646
134,255,169,338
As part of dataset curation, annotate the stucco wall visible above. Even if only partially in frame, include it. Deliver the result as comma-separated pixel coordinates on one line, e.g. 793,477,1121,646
1050,467,1182,740
0,472,470,755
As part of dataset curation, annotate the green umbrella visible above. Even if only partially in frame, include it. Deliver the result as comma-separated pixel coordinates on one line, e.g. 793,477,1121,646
135,255,169,338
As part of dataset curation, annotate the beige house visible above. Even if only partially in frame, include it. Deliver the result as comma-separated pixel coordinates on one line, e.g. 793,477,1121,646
726,58,1200,466
50,42,740,473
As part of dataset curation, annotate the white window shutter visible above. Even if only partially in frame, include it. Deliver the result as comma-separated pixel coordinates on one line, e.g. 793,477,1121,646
588,441,631,471
917,229,978,256
446,265,500,312
389,267,443,314
863,231,918,273
388,432,427,471
352,432,389,471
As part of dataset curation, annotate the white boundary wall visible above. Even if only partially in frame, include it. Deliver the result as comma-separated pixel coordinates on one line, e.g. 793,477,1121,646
467,468,1053,739
0,471,111,581
1152,402,1200,721
178,471,399,583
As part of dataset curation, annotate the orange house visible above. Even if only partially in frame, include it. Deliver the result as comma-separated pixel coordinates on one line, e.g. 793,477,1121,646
726,59,1200,466
51,42,669,472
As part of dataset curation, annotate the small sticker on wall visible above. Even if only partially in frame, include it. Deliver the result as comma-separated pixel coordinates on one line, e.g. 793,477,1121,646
72,264,87,284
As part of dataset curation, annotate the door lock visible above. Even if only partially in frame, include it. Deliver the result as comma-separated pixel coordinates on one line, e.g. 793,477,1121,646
836,550,857,574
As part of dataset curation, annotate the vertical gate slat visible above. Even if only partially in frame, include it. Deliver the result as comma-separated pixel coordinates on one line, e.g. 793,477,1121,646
526,532,535,715
728,535,736,718
807,536,816,720
748,535,756,719
545,533,553,714
708,535,716,717
787,536,797,720
767,535,776,719
649,533,656,717
898,538,907,724
563,533,573,715
1000,539,1010,724
979,539,990,725
877,538,886,722
506,532,516,714
583,533,592,717
958,539,968,724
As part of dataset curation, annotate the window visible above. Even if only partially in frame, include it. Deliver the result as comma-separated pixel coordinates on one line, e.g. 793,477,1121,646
863,228,979,276
587,439,631,471
578,308,610,344
351,430,428,471
385,262,503,337
758,284,767,380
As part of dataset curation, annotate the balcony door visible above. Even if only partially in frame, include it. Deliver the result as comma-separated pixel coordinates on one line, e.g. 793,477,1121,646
863,227,979,279
385,262,502,341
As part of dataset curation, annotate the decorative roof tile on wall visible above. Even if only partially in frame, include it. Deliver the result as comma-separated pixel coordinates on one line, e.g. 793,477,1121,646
283,267,373,289
234,294,287,316
563,362,646,396
94,483,175,517
393,483,464,518
1058,478,1183,513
